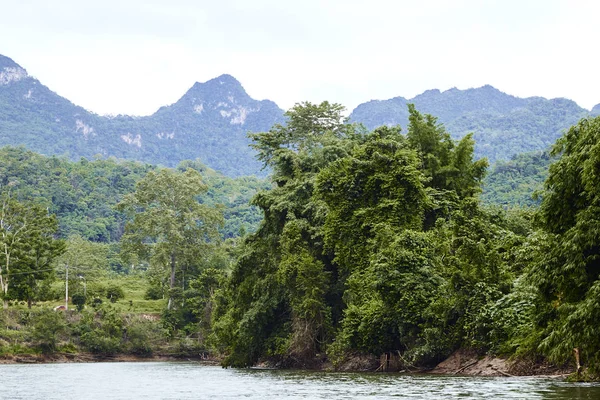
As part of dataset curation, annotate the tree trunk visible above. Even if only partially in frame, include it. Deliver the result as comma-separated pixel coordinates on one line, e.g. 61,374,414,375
167,254,176,310
2,283,7,309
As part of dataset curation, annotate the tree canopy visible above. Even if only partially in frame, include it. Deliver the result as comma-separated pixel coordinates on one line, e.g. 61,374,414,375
118,168,223,310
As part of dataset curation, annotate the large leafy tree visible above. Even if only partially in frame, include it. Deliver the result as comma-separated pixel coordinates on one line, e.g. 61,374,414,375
214,103,524,369
118,168,223,310
315,127,437,357
0,191,64,308
213,102,359,367
527,116,600,372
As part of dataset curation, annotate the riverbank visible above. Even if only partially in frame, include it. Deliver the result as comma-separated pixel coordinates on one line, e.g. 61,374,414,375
255,348,574,378
428,349,572,377
0,347,574,380
0,352,221,365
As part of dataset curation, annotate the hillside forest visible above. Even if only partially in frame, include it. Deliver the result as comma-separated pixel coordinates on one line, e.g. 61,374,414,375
0,102,599,380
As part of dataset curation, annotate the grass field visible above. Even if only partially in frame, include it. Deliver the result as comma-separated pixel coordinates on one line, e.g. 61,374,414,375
29,274,167,314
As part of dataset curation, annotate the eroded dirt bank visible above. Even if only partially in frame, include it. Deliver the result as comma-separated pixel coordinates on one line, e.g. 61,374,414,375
429,349,572,377
0,349,573,379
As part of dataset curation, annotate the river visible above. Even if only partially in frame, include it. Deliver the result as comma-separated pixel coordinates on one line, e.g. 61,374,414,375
1,362,599,399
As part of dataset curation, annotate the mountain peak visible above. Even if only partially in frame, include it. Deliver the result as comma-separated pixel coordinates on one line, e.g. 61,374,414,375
212,74,241,85
480,84,498,91
0,54,28,85
0,54,22,70
184,73,248,101
190,74,243,91
591,103,600,116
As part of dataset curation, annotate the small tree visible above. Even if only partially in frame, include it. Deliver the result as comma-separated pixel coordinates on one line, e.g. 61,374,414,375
0,192,65,308
71,293,87,311
30,310,67,352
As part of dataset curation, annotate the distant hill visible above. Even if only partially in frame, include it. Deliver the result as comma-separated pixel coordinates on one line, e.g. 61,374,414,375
482,150,553,207
2,53,598,176
0,146,268,242
350,85,594,163
0,54,283,177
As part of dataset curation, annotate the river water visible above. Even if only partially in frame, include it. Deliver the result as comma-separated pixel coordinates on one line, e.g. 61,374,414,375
1,362,599,399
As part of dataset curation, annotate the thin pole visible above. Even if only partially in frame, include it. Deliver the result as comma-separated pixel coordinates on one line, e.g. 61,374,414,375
65,264,68,310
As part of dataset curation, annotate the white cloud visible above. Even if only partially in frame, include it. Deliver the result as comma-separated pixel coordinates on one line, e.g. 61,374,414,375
1,0,598,115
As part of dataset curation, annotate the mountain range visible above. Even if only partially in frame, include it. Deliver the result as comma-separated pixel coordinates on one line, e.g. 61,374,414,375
0,54,283,176
350,86,600,163
1,53,598,176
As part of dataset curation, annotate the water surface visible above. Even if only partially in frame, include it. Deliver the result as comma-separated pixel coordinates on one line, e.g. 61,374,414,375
1,362,598,399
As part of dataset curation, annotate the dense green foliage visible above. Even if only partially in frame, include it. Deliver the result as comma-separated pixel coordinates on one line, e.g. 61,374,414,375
523,116,600,376
205,102,600,377
482,151,553,207
211,102,534,369
0,146,267,243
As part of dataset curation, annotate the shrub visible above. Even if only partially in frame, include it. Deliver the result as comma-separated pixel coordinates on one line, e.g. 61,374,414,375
80,330,122,354
71,293,86,311
106,285,125,303
30,310,67,352
144,286,164,300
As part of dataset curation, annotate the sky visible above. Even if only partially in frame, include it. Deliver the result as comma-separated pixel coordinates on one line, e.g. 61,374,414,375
1,0,599,116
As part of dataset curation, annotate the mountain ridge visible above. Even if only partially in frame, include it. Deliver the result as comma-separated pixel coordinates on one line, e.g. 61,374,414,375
1,53,598,175
0,55,284,176
350,85,593,163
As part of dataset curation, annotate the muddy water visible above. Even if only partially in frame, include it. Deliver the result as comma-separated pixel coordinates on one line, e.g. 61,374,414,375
1,362,599,399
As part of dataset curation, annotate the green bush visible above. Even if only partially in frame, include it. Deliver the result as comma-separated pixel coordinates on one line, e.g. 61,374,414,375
144,286,164,300
91,297,103,308
71,293,86,311
86,283,107,299
30,310,67,352
80,330,122,354
125,321,162,356
75,307,125,354
106,285,125,303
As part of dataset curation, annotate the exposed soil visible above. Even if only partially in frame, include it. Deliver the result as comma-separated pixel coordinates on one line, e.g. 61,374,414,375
430,349,573,377
0,348,573,379
333,352,380,372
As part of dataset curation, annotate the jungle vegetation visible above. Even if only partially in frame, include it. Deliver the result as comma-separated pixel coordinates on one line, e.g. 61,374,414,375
0,102,599,380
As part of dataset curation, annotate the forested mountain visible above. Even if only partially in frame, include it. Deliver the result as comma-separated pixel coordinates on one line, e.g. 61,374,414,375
2,53,597,178
0,54,283,177
0,146,267,242
482,151,553,207
350,85,593,163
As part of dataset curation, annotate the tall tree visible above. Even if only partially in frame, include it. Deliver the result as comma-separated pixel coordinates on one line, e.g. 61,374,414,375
118,168,223,310
213,102,359,367
0,191,64,308
527,116,600,372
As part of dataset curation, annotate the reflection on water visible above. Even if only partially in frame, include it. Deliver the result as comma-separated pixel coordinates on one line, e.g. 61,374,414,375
0,362,598,399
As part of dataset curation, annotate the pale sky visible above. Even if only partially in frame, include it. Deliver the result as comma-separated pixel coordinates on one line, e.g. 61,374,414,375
1,0,598,116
